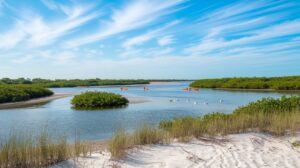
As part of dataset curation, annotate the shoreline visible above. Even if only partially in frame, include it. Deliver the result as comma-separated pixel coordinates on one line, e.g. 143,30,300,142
76,81,185,88
54,133,300,168
203,87,300,92
126,96,150,104
0,93,75,109
0,93,149,109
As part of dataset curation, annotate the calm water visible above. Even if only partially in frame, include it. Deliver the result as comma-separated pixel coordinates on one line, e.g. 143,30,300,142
0,82,296,140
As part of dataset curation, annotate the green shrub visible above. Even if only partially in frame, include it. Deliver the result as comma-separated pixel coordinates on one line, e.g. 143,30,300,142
71,91,129,110
0,85,53,103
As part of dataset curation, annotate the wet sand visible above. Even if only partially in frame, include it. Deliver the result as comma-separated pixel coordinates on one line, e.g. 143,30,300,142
0,93,76,109
0,93,148,109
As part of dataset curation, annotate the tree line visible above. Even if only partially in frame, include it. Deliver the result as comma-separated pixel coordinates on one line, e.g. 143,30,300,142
0,78,150,88
190,76,300,90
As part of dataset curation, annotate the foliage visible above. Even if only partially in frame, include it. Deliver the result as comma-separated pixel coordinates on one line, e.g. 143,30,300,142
0,78,150,88
0,85,53,103
160,96,300,138
190,76,300,90
71,91,129,110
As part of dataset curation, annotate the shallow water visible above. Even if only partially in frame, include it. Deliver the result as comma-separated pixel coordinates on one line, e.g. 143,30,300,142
0,82,296,140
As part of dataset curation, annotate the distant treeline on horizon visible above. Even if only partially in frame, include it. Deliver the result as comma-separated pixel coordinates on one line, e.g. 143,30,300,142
0,78,149,88
0,78,190,88
190,76,300,90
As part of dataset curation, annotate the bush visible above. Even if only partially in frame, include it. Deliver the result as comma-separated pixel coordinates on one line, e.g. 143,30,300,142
0,85,53,103
71,91,129,110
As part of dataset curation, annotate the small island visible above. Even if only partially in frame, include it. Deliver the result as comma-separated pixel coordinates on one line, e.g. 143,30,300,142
71,91,129,110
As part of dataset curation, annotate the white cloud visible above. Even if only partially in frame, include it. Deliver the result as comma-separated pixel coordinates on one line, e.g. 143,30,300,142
41,0,58,10
0,3,99,49
65,0,185,48
157,35,174,46
0,21,27,49
122,21,179,49
185,0,300,56
186,20,300,54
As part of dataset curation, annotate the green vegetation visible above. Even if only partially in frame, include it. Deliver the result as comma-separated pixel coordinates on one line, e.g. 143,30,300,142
0,130,90,168
109,96,300,158
160,96,300,138
190,76,300,90
0,78,149,88
71,91,129,110
109,125,170,158
0,85,53,103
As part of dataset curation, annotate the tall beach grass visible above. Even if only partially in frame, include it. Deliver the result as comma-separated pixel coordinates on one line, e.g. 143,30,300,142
109,125,170,159
160,96,300,138
0,130,90,168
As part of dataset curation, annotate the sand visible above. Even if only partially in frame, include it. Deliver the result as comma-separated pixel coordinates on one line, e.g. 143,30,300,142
0,93,148,109
126,97,149,104
0,93,75,109
52,133,300,168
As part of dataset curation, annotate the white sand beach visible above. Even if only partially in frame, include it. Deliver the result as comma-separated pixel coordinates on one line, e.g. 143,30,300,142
53,133,300,168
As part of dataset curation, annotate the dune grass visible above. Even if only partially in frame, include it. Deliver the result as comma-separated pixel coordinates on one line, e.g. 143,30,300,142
0,130,90,168
160,96,300,139
109,125,170,159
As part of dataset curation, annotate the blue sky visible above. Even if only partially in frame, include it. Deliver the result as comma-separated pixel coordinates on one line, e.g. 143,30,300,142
0,0,300,79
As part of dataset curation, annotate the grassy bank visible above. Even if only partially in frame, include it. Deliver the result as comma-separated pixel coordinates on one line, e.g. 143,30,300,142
190,76,300,90
109,96,300,158
0,78,149,88
71,91,129,110
160,96,300,138
0,130,90,168
0,85,53,103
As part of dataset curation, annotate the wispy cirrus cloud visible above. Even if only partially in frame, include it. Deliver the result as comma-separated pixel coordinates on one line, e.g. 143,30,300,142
185,0,300,56
65,0,185,48
157,35,174,46
1,0,300,78
122,20,179,49
0,2,99,49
